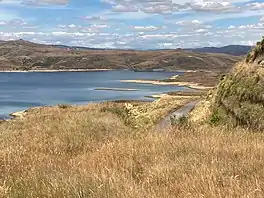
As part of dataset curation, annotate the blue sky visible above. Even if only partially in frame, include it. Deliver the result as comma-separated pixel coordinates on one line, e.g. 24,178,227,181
1,0,264,49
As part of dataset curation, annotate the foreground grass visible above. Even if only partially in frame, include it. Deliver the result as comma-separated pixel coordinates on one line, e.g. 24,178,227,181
0,100,264,197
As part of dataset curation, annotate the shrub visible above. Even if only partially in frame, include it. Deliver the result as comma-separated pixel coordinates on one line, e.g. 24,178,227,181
58,104,71,109
209,112,221,125
170,115,188,127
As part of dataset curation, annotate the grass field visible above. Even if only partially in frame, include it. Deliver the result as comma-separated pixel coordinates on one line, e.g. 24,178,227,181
0,96,264,198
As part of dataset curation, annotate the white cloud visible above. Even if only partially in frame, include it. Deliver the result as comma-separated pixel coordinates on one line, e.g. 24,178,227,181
112,4,138,12
68,24,76,28
0,18,38,29
228,25,235,29
247,2,264,11
187,0,240,13
101,0,251,14
174,19,212,32
130,25,159,31
195,28,208,33
90,24,110,29
0,0,69,6
0,0,263,49
0,23,262,49
176,20,203,26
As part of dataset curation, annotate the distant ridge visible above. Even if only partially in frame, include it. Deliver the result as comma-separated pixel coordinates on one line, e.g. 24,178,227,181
0,39,242,72
51,44,107,51
189,45,252,56
52,43,252,55
53,44,253,55
4,39,251,55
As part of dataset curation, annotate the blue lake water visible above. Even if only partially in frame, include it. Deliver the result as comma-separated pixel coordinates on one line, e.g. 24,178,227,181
0,70,187,119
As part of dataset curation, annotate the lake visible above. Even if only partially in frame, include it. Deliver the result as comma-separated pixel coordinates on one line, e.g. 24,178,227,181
0,70,187,119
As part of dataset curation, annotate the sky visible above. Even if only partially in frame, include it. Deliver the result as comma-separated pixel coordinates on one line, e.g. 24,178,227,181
0,0,264,49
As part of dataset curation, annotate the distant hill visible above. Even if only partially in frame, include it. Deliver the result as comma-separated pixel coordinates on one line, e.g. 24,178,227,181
51,44,106,51
52,44,253,55
0,39,242,72
189,45,252,56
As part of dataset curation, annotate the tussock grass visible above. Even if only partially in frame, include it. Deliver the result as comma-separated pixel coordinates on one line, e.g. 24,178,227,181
210,37,264,129
102,96,191,129
1,100,264,197
212,61,264,129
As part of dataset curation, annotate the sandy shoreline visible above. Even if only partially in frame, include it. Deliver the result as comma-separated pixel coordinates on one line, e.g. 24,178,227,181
147,94,201,99
95,87,138,91
0,69,113,73
121,80,214,90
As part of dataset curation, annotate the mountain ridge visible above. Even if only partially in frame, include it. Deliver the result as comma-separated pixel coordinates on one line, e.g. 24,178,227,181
0,39,242,72
188,45,252,56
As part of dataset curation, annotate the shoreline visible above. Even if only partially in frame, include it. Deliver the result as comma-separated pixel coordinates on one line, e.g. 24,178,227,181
0,92,191,122
146,93,201,99
0,69,113,73
0,69,201,73
121,80,214,90
94,87,138,91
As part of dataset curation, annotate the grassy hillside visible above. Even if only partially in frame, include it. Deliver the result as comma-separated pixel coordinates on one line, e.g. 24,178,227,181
0,96,264,197
210,38,264,129
0,40,241,71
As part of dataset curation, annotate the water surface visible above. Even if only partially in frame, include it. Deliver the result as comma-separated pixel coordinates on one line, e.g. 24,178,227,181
0,70,187,119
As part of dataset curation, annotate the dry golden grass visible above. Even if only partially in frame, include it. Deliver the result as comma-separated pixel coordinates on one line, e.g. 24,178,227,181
122,96,191,129
0,100,264,198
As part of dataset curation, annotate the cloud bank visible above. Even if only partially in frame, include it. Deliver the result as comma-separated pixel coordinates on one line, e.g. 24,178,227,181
0,0,263,49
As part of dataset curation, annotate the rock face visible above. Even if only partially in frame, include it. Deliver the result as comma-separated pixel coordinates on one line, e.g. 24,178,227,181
0,40,241,72
212,37,264,129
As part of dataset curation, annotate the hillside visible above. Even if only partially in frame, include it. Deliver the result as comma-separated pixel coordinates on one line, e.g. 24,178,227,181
1,94,264,197
206,38,264,129
0,40,242,72
189,45,252,56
